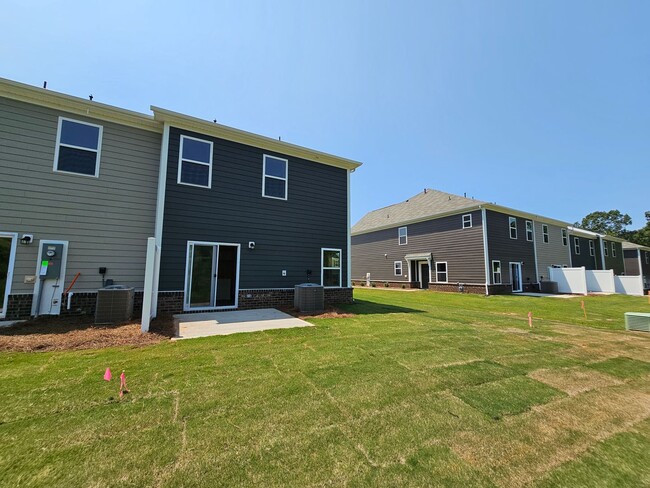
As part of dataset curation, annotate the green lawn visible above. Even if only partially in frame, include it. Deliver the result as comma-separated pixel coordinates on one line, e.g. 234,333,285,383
1,289,649,487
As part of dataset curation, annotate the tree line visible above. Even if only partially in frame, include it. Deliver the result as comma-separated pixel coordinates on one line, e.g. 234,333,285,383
576,210,650,247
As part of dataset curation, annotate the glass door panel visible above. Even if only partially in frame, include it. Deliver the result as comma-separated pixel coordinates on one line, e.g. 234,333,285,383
0,237,11,314
216,245,238,307
190,245,215,307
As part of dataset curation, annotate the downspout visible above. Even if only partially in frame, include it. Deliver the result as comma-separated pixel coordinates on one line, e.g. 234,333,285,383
532,221,539,287
346,169,352,288
599,236,606,271
481,207,490,295
152,122,170,315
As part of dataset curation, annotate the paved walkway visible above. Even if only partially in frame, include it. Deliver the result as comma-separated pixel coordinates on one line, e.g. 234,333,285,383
173,308,312,339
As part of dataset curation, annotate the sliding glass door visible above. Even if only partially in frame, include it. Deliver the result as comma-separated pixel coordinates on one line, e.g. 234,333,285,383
185,242,240,310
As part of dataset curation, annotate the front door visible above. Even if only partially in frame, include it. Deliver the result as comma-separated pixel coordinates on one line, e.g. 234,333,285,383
419,262,430,289
185,242,240,310
510,262,523,292
0,235,16,319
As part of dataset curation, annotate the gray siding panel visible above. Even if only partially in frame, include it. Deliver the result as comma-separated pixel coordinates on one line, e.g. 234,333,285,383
160,128,348,291
534,221,571,281
486,211,536,286
0,97,160,293
351,210,485,283
569,236,598,269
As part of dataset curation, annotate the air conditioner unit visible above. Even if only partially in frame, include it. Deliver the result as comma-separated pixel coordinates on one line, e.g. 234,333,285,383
294,283,324,313
95,285,135,324
625,312,650,333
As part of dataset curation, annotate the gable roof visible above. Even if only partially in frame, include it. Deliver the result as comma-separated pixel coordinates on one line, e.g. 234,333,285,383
622,241,650,252
352,189,485,235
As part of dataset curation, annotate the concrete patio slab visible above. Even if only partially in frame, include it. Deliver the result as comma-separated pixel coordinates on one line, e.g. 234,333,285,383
173,308,312,339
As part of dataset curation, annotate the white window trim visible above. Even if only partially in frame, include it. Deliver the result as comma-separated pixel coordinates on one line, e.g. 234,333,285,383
561,228,568,246
262,154,288,200
542,224,549,243
604,244,609,257
398,226,408,245
611,243,616,258
321,248,342,288
525,220,533,241
177,135,214,189
574,237,581,255
462,214,472,229
509,217,517,239
589,240,595,256
435,261,448,283
394,260,402,276
53,116,103,178
491,260,502,285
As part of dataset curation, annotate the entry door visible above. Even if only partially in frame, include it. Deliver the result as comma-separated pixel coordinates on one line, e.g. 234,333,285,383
185,242,240,310
510,262,523,292
0,235,16,319
419,262,430,289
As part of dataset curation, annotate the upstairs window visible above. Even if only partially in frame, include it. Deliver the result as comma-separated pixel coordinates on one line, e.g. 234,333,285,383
263,155,288,200
394,261,402,276
561,228,568,246
54,117,103,177
509,217,517,239
542,224,549,243
178,135,213,188
589,240,595,256
436,262,448,283
462,214,472,229
612,243,616,258
398,227,407,245
322,248,341,287
574,237,580,255
604,244,609,257
492,260,502,284
526,221,533,241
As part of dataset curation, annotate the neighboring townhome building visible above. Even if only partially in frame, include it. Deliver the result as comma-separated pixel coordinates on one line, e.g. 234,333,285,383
567,227,626,274
150,107,361,313
0,78,162,320
351,189,571,294
623,242,650,290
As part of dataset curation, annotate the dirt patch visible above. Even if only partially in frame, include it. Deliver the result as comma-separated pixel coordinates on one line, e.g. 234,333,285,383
282,306,355,319
0,314,175,352
528,367,623,396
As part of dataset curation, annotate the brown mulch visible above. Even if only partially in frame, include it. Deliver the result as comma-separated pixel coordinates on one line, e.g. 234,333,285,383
0,314,176,353
281,306,356,319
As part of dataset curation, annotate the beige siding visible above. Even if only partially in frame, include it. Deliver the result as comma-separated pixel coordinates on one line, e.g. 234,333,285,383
533,221,571,281
0,98,160,293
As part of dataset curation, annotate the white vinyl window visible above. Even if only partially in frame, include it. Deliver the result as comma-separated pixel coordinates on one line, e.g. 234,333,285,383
509,217,517,239
54,117,103,177
462,214,472,229
263,155,288,200
542,224,549,243
611,243,616,258
435,262,448,283
178,135,213,188
492,260,502,284
322,248,342,287
561,228,568,246
394,261,402,276
398,227,407,245
589,240,595,256
604,244,609,257
574,237,580,255
526,221,533,241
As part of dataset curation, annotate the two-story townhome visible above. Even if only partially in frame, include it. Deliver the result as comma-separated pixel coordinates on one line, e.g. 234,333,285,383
1,78,361,321
351,189,572,294
0,78,161,320
567,227,625,275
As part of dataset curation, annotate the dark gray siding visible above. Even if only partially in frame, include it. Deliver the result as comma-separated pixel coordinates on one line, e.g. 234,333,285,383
624,249,641,275
0,97,160,293
351,210,485,283
569,236,598,270
486,211,536,286
603,240,625,275
160,127,348,291
644,251,650,279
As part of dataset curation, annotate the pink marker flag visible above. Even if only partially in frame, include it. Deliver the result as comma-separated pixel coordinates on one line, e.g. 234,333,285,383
119,370,129,398
581,300,587,319
528,311,533,328
103,368,112,381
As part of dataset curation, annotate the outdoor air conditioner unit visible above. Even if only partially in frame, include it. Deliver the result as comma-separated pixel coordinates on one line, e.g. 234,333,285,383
294,283,324,313
95,285,135,324
625,312,650,333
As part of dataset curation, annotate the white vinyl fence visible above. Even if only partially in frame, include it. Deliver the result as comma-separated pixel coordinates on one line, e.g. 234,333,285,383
585,270,616,293
614,275,644,296
141,237,160,332
548,267,587,295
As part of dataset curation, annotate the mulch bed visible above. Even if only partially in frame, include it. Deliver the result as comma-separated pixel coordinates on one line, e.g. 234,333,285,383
0,314,176,353
282,306,355,319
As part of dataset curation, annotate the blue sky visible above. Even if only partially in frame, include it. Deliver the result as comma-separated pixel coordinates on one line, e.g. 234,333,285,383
2,1,648,228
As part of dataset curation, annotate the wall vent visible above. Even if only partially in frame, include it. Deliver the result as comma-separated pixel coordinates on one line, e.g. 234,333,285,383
95,285,135,324
625,312,650,332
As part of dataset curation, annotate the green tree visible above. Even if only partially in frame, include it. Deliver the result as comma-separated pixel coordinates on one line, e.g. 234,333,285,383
622,211,650,247
575,210,632,237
